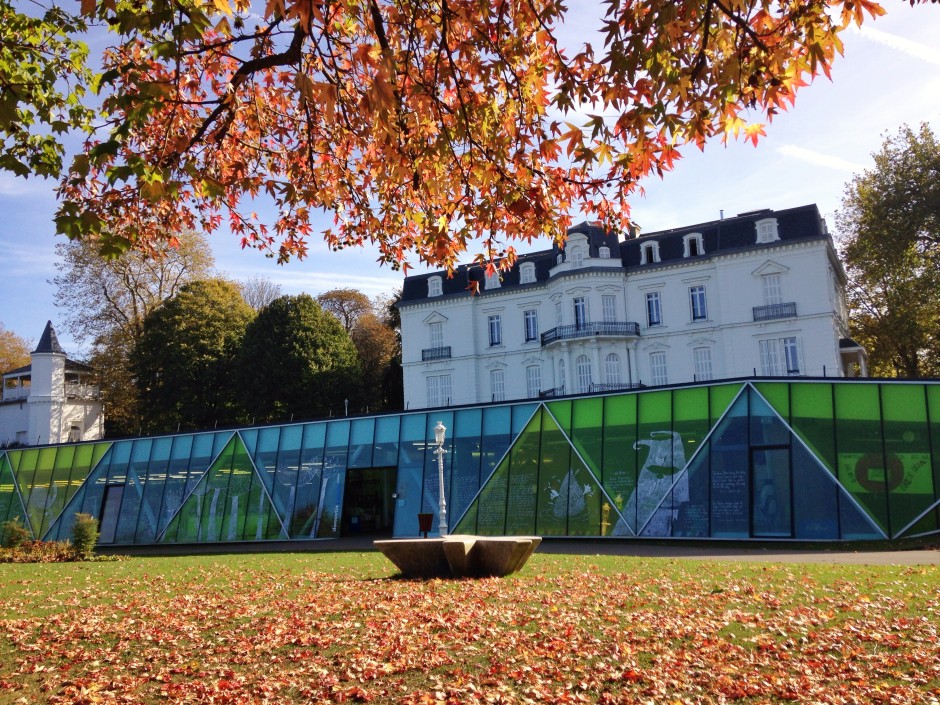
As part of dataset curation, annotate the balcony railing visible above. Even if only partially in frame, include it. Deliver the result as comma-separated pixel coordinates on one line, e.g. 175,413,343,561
1,386,29,401
65,383,101,400
541,321,640,346
421,346,452,361
753,302,797,322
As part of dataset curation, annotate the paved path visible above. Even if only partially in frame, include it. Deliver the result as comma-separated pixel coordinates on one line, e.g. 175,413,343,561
108,536,940,565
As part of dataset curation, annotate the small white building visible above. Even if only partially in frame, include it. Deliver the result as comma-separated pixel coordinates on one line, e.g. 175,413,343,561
399,204,868,410
0,321,104,446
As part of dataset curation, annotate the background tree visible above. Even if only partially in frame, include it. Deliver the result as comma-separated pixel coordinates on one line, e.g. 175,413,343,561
236,294,360,422
238,276,282,311
134,279,254,433
0,323,30,373
54,231,214,435
54,0,909,270
837,123,940,377
316,289,373,334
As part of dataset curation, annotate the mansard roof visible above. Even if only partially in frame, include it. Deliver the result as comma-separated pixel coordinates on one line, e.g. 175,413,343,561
400,204,829,304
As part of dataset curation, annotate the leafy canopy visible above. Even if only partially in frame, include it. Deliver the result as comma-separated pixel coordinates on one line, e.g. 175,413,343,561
36,0,904,268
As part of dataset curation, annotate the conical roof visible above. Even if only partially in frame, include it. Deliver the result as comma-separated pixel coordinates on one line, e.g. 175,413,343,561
33,321,65,355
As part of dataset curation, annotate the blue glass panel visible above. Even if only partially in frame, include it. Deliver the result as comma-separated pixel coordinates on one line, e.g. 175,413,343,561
348,418,375,469
270,425,302,531
481,406,512,482
110,439,151,544
512,404,538,436
392,414,427,537
240,428,259,457
158,434,195,539
709,392,749,538
450,409,483,526
373,416,400,467
792,442,838,539
291,423,326,538
135,437,172,543
317,421,350,538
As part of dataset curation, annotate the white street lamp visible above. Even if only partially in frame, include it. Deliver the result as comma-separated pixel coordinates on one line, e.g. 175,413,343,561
433,420,448,536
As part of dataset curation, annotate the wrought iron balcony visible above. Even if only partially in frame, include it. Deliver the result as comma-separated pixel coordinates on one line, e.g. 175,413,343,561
540,381,642,398
540,321,640,346
753,302,797,322
421,346,452,361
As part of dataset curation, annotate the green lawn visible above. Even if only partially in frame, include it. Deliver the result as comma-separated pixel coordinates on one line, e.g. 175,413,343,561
1,551,937,703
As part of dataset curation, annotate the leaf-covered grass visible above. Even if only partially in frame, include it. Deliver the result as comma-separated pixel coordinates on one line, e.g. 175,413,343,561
1,551,937,704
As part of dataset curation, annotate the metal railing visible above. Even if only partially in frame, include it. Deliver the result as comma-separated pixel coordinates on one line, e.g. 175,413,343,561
540,382,641,398
752,302,797,322
421,346,452,361
65,383,101,399
541,321,640,345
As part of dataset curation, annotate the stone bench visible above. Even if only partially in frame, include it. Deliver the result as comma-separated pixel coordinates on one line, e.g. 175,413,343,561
374,535,541,579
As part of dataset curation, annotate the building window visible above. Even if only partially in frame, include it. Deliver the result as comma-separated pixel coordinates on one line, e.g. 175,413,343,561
428,276,442,297
520,262,536,284
558,358,566,393
683,233,704,258
693,347,713,381
762,273,782,305
555,301,563,326
605,353,622,387
523,309,538,342
598,246,611,259
426,374,452,407
646,291,662,327
576,355,592,393
689,285,708,321
640,241,660,265
756,217,779,244
649,351,668,386
573,297,588,328
602,295,617,323
526,365,541,398
488,315,502,346
429,321,443,349
760,337,803,376
490,368,506,402
485,269,501,290
572,251,584,268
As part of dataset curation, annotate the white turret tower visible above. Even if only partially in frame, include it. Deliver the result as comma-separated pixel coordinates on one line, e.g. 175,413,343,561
27,321,66,446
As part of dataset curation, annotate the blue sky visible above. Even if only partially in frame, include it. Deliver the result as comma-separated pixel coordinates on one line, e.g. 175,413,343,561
1,4,938,355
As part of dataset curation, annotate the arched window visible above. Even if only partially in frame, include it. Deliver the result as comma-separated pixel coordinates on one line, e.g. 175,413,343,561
576,355,592,394
605,353,622,387
558,358,566,393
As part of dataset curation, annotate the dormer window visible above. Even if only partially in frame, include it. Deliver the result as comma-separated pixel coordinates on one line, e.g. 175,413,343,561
520,262,536,284
485,270,501,290
572,251,584,268
683,232,704,258
756,218,779,244
640,241,660,265
557,254,563,265
598,246,610,259
428,276,442,297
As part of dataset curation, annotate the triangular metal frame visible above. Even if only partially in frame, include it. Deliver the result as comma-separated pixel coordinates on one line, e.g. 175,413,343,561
155,431,290,543
39,442,115,541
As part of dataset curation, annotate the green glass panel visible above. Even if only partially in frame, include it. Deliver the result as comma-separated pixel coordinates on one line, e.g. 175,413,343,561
35,446,76,539
475,458,508,535
633,390,679,533
602,395,638,530
709,384,743,423
834,384,889,534
897,503,939,539
928,386,940,529
0,455,28,541
754,382,790,420
570,397,604,477
453,496,479,535
536,406,573,536
546,400,571,434
504,409,542,535
23,447,58,539
44,444,116,541
789,382,836,475
162,436,286,543
880,384,935,536
673,386,710,467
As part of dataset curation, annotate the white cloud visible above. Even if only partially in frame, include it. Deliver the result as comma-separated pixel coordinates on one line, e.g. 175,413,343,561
853,24,940,67
776,145,866,173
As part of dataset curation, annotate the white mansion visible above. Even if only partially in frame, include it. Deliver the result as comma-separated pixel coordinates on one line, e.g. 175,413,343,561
399,204,868,410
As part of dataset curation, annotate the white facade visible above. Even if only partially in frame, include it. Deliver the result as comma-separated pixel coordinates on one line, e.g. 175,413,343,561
0,321,104,447
399,205,866,410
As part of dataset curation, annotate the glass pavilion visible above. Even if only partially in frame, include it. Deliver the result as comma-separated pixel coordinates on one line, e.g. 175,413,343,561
1,380,938,547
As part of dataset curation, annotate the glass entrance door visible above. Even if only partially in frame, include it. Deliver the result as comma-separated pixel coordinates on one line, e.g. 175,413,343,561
751,448,792,537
